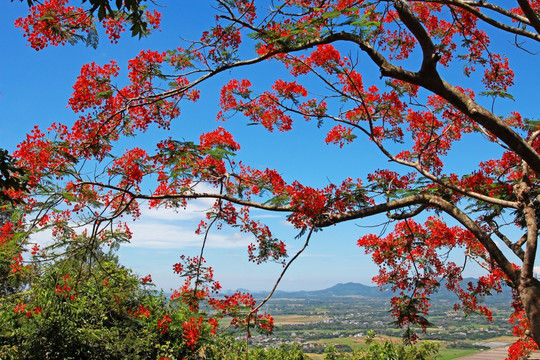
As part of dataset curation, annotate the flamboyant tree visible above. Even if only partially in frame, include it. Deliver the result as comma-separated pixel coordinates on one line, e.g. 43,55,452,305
5,0,540,358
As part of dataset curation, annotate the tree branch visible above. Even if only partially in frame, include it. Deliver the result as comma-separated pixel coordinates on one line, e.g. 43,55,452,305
248,227,314,316
387,204,428,220
394,0,440,75
426,0,540,41
485,215,525,261
272,29,540,177
517,0,540,35
77,181,292,213
315,193,520,283
515,181,539,282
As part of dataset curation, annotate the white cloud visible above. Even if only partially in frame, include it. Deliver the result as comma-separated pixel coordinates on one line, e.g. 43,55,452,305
27,203,253,251
126,220,251,249
27,181,275,252
28,229,55,249
126,198,255,249
138,197,215,221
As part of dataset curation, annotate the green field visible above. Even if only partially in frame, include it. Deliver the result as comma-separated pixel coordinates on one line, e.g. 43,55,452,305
436,348,479,360
303,346,480,360
283,334,512,360
273,314,329,325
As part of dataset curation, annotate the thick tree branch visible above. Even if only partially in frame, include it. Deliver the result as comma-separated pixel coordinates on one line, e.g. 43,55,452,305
81,179,519,283
315,193,520,283
433,81,540,176
517,0,540,35
134,3,540,176
394,0,440,75
366,128,520,208
266,29,540,176
515,181,539,283
387,204,428,220
337,13,540,177
271,55,519,209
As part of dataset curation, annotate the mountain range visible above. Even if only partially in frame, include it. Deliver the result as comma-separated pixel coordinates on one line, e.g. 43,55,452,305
232,279,513,304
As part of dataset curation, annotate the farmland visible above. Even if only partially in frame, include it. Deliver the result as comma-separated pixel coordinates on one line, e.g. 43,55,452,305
237,282,515,358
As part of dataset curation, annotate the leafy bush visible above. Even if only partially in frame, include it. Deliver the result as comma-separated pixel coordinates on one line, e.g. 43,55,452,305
323,331,439,360
0,248,214,359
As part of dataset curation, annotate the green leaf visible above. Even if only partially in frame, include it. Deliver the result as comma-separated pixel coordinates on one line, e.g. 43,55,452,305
96,90,113,99
97,5,106,20
479,90,515,100
62,192,77,202
264,195,290,206
525,118,540,131
322,10,342,19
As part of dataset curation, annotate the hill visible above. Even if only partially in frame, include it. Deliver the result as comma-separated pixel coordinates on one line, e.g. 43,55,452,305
237,278,513,304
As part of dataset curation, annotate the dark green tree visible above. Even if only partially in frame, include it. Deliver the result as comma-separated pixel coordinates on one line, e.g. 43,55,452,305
0,150,27,204
0,240,209,359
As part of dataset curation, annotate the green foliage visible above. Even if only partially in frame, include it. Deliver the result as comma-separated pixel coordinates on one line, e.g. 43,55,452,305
0,245,202,359
249,343,309,360
0,205,27,297
204,340,311,360
322,331,439,360
0,224,316,359
0,149,27,204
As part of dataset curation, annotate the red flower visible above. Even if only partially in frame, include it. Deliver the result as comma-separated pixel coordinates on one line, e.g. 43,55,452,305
182,316,203,349
157,313,172,334
14,302,27,313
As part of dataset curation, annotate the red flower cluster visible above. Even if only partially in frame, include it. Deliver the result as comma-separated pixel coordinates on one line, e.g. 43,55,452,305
168,255,274,343
69,61,120,113
482,54,515,94
55,273,77,300
14,0,92,50
219,78,308,132
201,24,242,64
325,124,355,148
102,15,125,43
130,304,152,319
14,302,42,318
145,9,162,30
358,217,493,337
156,313,172,334
508,305,539,358
199,127,241,151
182,316,203,349
15,0,162,49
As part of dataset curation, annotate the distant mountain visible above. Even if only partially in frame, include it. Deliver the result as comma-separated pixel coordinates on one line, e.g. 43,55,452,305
302,282,392,298
226,278,513,304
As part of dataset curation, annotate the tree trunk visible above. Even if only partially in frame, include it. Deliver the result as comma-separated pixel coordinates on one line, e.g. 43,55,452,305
519,277,540,346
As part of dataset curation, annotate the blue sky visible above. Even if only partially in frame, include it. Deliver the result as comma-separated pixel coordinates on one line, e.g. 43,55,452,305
1,1,538,292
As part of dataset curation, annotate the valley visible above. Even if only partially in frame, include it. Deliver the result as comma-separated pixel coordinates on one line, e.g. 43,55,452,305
238,282,516,359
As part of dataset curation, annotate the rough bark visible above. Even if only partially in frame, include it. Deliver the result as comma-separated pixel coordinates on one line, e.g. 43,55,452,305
520,278,540,346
